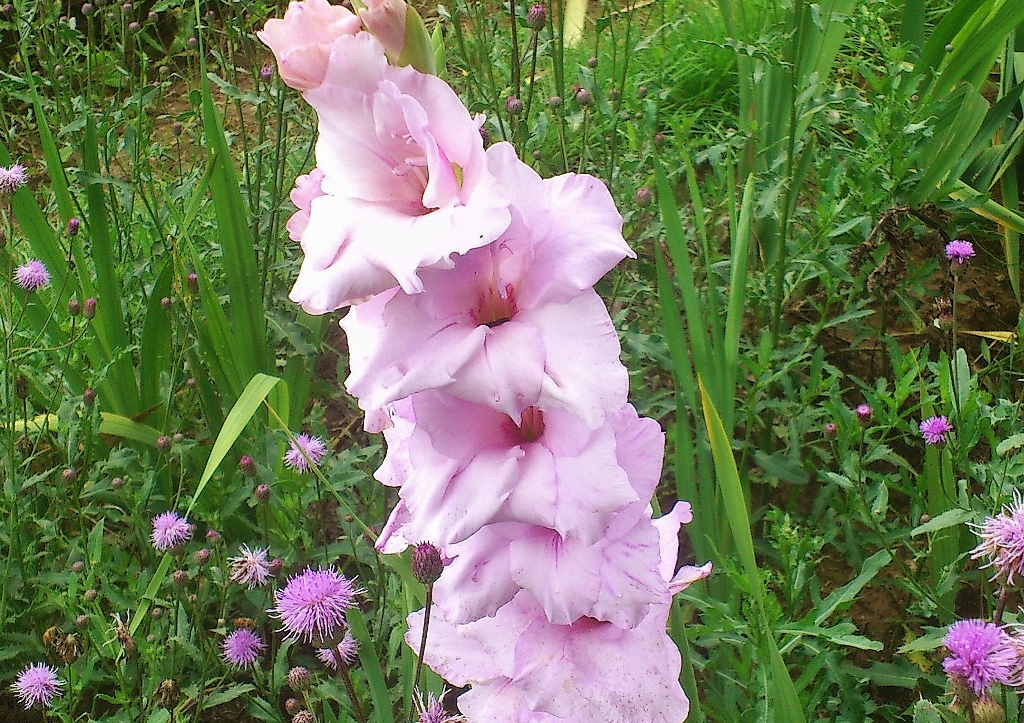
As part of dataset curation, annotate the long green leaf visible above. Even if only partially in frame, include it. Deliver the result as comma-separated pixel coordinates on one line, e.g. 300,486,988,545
185,373,284,516
348,608,396,723
139,261,175,414
701,381,805,723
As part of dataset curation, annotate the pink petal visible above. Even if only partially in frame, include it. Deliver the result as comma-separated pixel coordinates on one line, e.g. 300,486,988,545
257,0,362,92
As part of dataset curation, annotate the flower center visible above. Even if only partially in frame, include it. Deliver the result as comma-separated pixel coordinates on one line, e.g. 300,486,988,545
474,283,517,327
514,406,545,443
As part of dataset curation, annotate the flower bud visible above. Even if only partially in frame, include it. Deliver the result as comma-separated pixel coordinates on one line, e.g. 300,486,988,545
287,666,311,691
187,273,198,292
194,548,210,565
260,64,273,82
637,85,648,99
160,296,172,309
172,569,189,586
255,483,271,503
855,404,872,425
574,88,593,107
62,468,78,483
128,21,140,32
72,561,85,573
151,606,163,619
156,436,171,453
206,529,221,543
269,558,284,575
69,298,81,316
654,132,665,146
66,217,80,235
110,477,123,489
527,3,546,29
634,187,652,208
412,542,444,585
82,3,95,15
75,615,88,629
171,121,183,136
548,95,562,108
587,56,598,68
823,422,837,438
239,455,257,477
187,37,198,49
285,698,302,715
505,95,523,115
83,297,96,319
84,589,97,601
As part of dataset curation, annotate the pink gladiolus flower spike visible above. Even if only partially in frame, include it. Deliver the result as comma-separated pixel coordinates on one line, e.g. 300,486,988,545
289,33,512,310
343,143,633,426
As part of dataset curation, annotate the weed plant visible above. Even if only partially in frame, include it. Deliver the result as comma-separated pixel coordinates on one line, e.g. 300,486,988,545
4,0,1024,721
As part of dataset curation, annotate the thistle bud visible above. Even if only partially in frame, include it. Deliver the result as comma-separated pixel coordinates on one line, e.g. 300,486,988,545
83,297,96,319
574,88,593,107
287,666,311,691
62,468,78,483
194,548,210,565
412,542,444,585
505,96,523,115
527,3,546,29
634,187,652,208
156,436,171,453
66,217,80,235
72,561,85,573
255,483,271,503
239,455,257,477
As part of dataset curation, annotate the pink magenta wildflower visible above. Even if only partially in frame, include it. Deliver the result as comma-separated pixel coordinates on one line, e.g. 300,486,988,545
373,396,650,550
11,663,63,709
0,163,27,194
151,511,192,551
920,415,953,445
943,620,1017,698
316,630,359,669
414,688,464,723
287,33,512,311
222,628,266,668
342,143,633,426
257,0,362,91
229,545,272,589
270,567,361,643
14,260,51,292
946,240,976,265
284,433,328,472
971,493,1024,584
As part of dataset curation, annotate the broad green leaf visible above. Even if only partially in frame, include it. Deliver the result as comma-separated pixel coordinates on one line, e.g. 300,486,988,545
910,507,973,536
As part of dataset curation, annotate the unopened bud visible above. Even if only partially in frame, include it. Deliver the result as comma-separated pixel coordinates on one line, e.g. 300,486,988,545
574,89,593,107
505,96,523,115
239,455,256,477
84,589,97,602
255,483,271,503
62,468,78,483
194,548,210,565
160,296,171,309
172,569,189,586
66,217,80,235
287,666,311,691
83,297,96,319
634,187,652,208
587,56,598,68
69,298,81,316
548,95,562,108
527,3,546,29
75,615,88,629
285,698,302,715
156,436,171,453
72,561,85,573
412,542,444,585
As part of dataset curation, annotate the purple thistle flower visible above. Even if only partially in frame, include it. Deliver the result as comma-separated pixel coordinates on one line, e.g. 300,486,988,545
855,403,872,424
920,415,953,445
414,688,464,723
221,628,266,668
11,663,63,709
943,619,1017,698
283,433,328,472
270,566,361,644
316,630,359,669
150,511,192,551
0,163,27,194
946,239,976,265
14,260,50,292
229,544,272,589
971,492,1024,584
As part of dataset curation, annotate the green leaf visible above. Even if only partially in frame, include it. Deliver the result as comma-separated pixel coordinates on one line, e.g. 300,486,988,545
201,684,255,711
815,550,892,625
185,373,285,517
911,507,973,536
348,608,396,723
